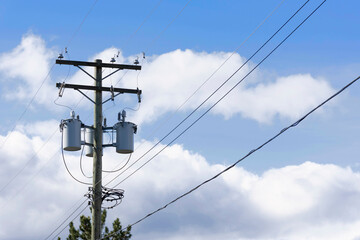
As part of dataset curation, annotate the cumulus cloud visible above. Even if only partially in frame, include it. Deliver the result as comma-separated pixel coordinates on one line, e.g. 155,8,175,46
0,34,336,124
1,124,359,240
0,34,346,240
214,74,335,123
113,49,335,125
115,146,360,240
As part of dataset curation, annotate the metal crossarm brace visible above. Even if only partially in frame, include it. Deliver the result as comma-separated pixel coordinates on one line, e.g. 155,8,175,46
76,89,95,104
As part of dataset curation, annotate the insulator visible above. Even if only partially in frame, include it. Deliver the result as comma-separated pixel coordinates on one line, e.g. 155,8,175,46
121,110,126,121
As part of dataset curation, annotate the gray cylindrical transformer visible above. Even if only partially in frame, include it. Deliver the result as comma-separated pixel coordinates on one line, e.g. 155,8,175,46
85,128,94,157
115,122,136,154
62,118,81,151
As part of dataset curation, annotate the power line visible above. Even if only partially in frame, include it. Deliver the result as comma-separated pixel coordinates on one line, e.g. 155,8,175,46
43,1,325,236
68,2,310,221
48,1,314,233
70,3,320,234
104,72,359,239
104,0,311,188
104,0,287,179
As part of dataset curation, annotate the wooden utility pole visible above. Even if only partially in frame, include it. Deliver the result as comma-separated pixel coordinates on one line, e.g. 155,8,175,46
56,59,141,240
93,59,103,240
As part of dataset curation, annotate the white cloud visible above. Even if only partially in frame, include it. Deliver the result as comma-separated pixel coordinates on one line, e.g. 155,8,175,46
0,34,336,125
113,147,360,240
0,123,360,240
116,49,335,125
220,74,335,123
0,34,349,240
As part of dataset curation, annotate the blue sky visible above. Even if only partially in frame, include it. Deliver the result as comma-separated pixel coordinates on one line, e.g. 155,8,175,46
0,0,360,240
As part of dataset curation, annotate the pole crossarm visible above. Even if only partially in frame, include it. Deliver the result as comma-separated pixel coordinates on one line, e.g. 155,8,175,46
55,83,141,95
56,59,141,70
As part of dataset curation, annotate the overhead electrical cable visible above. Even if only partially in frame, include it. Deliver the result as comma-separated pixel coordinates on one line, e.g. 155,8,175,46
46,0,326,236
92,0,287,186
105,76,360,240
110,0,287,171
104,0,311,188
72,0,309,214
71,0,309,210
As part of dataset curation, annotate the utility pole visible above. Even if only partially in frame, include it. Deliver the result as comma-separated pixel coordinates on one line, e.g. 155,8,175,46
93,59,103,240
56,59,141,240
